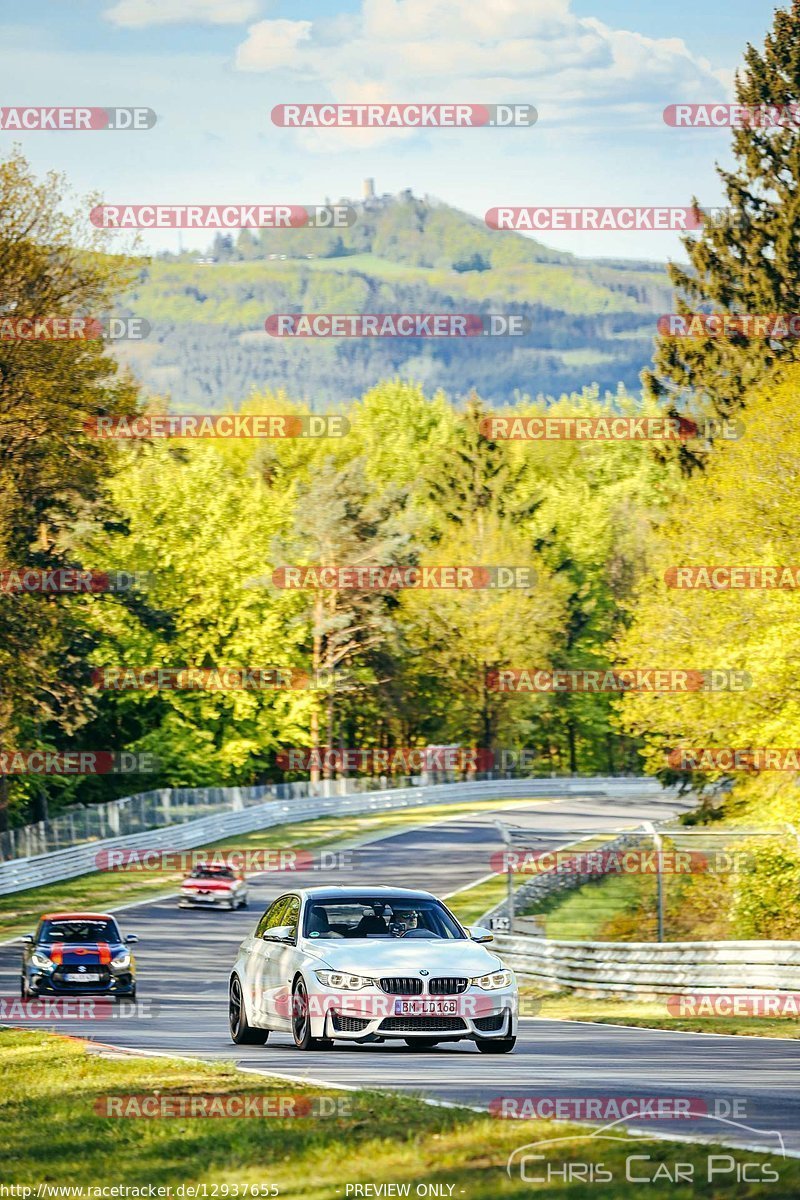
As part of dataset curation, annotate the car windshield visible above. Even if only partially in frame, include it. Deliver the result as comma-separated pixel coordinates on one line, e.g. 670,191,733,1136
190,866,235,880
38,919,120,944
303,897,466,940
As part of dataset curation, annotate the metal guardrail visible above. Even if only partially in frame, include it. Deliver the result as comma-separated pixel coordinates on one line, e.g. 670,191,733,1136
0,775,657,897
0,775,425,861
492,932,800,994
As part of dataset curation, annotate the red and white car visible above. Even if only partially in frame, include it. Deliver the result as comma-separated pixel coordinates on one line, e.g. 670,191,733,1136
179,863,248,910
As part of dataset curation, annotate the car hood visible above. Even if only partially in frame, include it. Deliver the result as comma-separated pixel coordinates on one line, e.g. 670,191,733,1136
35,941,124,965
309,938,502,976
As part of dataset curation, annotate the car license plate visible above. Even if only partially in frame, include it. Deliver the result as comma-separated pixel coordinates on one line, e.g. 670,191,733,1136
64,972,101,982
394,999,457,1016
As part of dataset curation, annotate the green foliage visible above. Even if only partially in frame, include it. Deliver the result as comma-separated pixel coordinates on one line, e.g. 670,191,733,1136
731,840,800,940
0,150,141,827
617,365,800,787
645,1,800,432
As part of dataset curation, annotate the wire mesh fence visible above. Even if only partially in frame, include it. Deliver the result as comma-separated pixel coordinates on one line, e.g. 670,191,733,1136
492,821,800,942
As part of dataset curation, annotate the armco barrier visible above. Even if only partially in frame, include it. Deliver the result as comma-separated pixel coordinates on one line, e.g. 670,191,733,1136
492,932,800,995
0,775,664,897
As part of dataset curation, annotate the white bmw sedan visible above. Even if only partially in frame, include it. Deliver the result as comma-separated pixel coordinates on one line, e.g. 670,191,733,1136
229,886,517,1053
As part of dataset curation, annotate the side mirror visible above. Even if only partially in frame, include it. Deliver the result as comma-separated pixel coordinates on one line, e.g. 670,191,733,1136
20,934,34,945
468,925,494,943
124,934,139,944
262,924,296,944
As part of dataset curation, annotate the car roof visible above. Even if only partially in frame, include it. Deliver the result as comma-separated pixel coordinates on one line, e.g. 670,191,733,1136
40,912,116,921
296,886,438,901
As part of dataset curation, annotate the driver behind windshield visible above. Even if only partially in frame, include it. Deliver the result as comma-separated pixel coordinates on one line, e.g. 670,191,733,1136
391,909,418,933
303,897,465,940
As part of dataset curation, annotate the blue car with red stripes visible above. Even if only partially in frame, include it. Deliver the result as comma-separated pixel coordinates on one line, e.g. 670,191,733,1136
20,912,138,1001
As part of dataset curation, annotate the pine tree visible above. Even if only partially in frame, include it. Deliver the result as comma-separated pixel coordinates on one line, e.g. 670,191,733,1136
645,0,800,436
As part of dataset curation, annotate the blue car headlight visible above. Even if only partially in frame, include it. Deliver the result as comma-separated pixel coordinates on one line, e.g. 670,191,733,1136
30,951,55,973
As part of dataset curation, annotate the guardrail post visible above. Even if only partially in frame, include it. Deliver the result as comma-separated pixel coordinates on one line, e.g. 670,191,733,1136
495,819,515,930
644,820,664,942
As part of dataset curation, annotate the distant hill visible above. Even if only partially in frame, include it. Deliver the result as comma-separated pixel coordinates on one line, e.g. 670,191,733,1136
116,190,674,410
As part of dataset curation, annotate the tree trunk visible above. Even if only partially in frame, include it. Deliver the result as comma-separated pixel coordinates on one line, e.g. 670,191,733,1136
310,593,324,784
567,720,577,775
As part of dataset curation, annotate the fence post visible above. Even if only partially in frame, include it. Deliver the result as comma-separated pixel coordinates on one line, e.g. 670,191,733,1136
643,820,664,943
495,820,515,931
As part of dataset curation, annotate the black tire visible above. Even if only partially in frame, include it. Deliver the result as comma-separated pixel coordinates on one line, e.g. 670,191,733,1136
291,977,330,1050
405,1039,440,1048
238,897,248,909
20,976,27,1000
229,975,268,1045
476,1036,516,1054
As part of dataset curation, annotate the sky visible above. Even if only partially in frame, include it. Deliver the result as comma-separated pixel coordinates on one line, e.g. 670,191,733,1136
0,0,786,261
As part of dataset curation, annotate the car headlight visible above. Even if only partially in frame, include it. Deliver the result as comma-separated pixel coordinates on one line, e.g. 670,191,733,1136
30,951,55,973
471,970,514,990
111,951,132,972
314,971,372,990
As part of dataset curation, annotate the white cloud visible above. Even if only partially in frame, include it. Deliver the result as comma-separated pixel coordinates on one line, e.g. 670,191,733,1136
235,19,313,72
105,0,262,29
233,0,730,145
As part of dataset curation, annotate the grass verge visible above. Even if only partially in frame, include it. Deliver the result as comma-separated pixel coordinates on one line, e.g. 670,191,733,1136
527,989,800,1039
1,1029,796,1198
445,873,509,926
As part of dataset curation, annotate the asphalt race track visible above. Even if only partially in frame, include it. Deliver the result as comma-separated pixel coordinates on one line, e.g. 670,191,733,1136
3,786,800,1156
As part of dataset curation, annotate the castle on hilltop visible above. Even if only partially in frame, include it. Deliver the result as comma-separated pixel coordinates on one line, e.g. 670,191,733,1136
338,179,415,209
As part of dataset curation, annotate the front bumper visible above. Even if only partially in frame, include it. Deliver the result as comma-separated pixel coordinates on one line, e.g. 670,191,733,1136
179,891,237,907
25,968,135,997
308,985,518,1042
